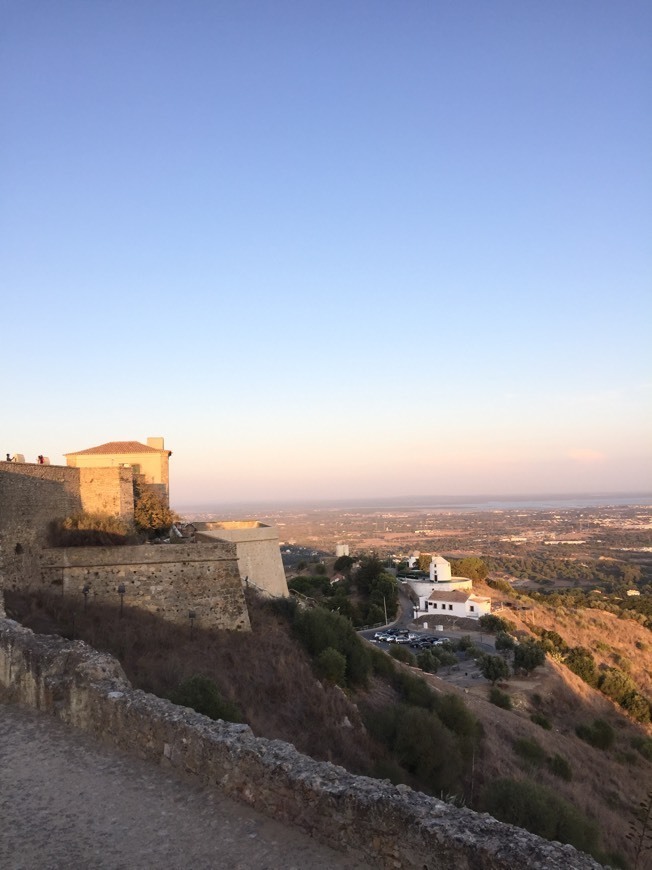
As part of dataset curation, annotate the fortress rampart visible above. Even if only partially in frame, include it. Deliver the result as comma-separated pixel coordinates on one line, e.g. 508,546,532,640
0,618,601,870
37,543,250,631
195,521,289,597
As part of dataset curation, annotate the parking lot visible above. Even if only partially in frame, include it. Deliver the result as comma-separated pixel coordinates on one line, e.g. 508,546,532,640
359,625,498,689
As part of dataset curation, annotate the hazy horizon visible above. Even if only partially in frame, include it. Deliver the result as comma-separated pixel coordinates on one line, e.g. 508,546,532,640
174,490,652,514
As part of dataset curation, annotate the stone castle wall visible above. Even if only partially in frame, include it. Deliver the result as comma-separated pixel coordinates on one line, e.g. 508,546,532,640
195,522,289,598
0,463,83,590
79,467,134,519
0,619,600,870
38,543,250,631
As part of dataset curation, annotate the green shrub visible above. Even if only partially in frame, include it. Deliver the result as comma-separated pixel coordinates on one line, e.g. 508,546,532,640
538,629,567,654
364,704,465,796
564,647,599,687
483,778,598,853
486,578,514,594
513,737,547,767
598,667,637,705
456,634,474,650
169,675,244,723
393,671,437,710
433,693,483,746
293,606,371,686
548,753,573,781
530,712,552,730
433,649,458,667
478,654,510,684
495,632,515,651
489,686,512,709
370,647,396,678
417,650,439,673
389,644,416,665
576,719,615,750
315,647,347,685
621,691,651,723
513,640,546,674
479,614,515,633
631,736,652,761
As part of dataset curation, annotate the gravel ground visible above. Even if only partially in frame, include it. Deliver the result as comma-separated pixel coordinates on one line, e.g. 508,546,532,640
0,703,370,870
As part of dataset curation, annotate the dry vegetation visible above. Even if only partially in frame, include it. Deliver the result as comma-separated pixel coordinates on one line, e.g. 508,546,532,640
6,584,652,867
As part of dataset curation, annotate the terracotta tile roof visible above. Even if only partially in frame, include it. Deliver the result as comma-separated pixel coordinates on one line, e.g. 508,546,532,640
427,590,472,603
65,441,160,456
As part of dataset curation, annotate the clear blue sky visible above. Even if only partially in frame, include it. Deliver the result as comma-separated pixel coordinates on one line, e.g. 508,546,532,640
2,1,651,506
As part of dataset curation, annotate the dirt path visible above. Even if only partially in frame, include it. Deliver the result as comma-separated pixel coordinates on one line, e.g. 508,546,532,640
0,703,369,870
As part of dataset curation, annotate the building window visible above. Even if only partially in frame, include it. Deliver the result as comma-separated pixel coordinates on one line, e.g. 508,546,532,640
432,602,437,609
448,604,453,611
470,605,475,612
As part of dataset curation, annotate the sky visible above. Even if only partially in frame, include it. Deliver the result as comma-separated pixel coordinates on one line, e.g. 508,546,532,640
1,1,651,507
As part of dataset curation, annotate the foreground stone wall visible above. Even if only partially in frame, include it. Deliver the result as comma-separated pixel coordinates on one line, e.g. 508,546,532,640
0,619,600,870
37,543,250,631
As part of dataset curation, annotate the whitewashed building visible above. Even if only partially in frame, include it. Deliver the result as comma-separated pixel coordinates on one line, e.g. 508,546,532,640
421,589,491,620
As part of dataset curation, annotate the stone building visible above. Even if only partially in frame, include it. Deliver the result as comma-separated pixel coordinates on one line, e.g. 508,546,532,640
65,438,172,504
0,435,288,626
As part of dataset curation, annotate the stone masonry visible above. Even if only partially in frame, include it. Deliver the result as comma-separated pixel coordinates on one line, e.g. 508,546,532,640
38,543,250,631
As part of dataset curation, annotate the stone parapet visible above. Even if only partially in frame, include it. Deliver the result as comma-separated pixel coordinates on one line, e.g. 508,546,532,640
0,619,601,870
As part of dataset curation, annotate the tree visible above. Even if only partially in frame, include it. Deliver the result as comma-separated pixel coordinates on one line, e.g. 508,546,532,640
450,557,489,581
479,654,510,684
333,555,354,573
134,489,179,536
495,632,515,651
355,556,384,593
513,640,546,675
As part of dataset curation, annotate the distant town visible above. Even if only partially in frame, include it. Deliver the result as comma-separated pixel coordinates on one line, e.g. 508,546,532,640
181,498,652,591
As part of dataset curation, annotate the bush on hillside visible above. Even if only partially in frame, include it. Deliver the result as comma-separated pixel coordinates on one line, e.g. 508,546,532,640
293,606,371,687
47,513,132,547
530,712,552,730
495,632,515,651
389,644,415,666
483,778,599,854
513,737,547,767
548,753,573,781
169,674,244,723
316,647,347,685
576,719,615,750
364,704,465,796
513,640,546,675
489,686,512,709
479,614,515,633
564,647,599,687
631,736,652,761
417,650,439,673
